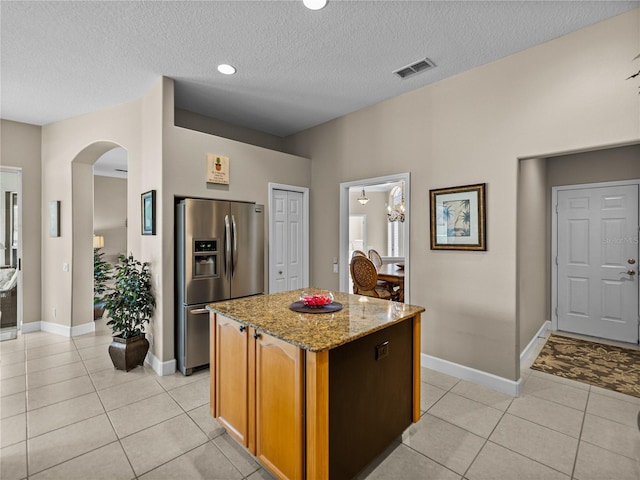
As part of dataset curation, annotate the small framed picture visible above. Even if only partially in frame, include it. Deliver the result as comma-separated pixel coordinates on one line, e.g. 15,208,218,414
141,190,156,235
430,183,486,251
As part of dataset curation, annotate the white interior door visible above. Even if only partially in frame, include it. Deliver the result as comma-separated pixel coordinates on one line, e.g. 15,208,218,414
270,189,305,293
557,184,639,343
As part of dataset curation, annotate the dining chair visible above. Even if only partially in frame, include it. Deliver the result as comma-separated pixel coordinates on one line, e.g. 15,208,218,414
367,249,383,271
368,248,401,294
349,256,393,300
351,250,367,258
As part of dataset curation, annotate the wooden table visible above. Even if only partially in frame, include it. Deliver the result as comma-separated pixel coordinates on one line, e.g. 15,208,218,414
377,263,405,302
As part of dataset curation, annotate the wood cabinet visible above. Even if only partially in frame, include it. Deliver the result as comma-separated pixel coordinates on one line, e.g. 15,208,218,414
211,314,304,480
214,314,249,446
209,292,423,480
254,329,304,480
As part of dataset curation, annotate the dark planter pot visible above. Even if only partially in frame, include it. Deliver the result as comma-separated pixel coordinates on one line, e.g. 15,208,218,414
108,333,149,372
93,301,106,320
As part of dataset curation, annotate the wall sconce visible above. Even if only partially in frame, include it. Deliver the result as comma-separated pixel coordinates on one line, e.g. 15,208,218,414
357,189,369,205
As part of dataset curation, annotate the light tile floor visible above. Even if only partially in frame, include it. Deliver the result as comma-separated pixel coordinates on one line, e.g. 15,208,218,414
1,322,639,479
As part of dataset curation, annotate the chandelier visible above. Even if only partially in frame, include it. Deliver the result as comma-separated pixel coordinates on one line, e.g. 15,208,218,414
387,184,405,222
357,188,369,205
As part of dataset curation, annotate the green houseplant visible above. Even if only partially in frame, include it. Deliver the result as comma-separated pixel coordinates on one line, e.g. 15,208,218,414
93,247,112,320
104,254,155,371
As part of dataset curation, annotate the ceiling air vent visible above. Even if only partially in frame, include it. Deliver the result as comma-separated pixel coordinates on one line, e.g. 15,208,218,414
393,58,436,79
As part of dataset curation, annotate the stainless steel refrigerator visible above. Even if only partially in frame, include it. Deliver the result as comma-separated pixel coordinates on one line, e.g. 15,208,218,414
176,198,264,375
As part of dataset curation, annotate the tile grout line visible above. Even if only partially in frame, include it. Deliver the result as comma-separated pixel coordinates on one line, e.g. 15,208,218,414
18,331,119,479
22,333,29,480
399,377,472,478
460,393,514,479
570,387,590,480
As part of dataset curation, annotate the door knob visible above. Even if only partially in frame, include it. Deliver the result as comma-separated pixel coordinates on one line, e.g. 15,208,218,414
628,259,636,265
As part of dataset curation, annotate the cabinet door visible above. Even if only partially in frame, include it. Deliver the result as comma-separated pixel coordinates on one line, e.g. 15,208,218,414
215,315,249,446
254,330,304,480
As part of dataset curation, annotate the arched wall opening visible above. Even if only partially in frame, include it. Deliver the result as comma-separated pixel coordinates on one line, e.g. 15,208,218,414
71,141,128,331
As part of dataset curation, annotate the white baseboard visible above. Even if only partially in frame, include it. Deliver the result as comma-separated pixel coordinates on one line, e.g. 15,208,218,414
421,353,523,397
21,321,41,334
520,320,551,367
71,322,95,337
0,329,18,341
32,321,95,338
145,351,177,376
40,321,71,337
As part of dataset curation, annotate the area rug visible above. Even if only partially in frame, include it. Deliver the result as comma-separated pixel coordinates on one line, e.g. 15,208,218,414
530,334,640,398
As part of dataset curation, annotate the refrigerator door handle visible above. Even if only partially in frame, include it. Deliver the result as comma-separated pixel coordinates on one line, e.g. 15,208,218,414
224,214,231,277
190,308,209,315
231,214,238,277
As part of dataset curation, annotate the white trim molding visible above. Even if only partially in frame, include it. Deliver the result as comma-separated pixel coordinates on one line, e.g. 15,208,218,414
520,320,551,368
421,353,523,397
36,320,95,337
339,172,411,303
21,321,41,334
145,352,177,376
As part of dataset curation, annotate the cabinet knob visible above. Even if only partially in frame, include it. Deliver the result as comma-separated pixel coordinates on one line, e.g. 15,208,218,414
253,332,260,340
239,325,246,332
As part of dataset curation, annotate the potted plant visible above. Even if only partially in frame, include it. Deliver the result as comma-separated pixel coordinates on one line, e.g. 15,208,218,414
93,246,112,320
104,254,155,371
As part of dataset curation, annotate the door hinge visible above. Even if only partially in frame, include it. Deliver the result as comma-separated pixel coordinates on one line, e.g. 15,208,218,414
555,256,558,266
555,204,558,213
555,307,558,317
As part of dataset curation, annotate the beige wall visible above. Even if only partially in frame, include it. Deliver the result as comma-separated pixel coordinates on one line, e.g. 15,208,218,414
349,190,388,254
162,78,311,363
35,76,311,369
518,158,548,356
518,144,640,358
544,144,640,317
41,101,143,329
175,108,288,154
547,144,640,188
286,10,640,381
0,120,42,326
93,176,127,264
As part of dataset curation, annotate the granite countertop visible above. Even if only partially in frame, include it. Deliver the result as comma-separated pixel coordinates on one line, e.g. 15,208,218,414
207,289,425,352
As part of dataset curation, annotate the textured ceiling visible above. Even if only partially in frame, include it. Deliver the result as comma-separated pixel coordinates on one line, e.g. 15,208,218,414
2,1,638,137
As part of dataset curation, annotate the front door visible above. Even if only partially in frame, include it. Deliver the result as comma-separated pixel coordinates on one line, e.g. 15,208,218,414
557,184,639,343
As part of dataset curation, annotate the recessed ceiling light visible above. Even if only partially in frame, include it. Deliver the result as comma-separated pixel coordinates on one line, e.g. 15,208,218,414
217,64,236,75
303,0,327,11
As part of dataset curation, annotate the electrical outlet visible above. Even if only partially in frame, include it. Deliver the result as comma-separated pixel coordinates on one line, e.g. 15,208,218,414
375,341,389,360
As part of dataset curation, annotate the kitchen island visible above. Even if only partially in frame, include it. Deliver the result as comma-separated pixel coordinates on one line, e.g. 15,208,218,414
208,289,424,480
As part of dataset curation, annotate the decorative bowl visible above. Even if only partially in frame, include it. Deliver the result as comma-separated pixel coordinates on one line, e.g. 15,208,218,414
300,290,334,308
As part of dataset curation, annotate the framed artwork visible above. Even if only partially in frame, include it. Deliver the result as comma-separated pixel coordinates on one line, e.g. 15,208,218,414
206,154,230,185
141,190,156,235
48,200,60,237
430,183,486,251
